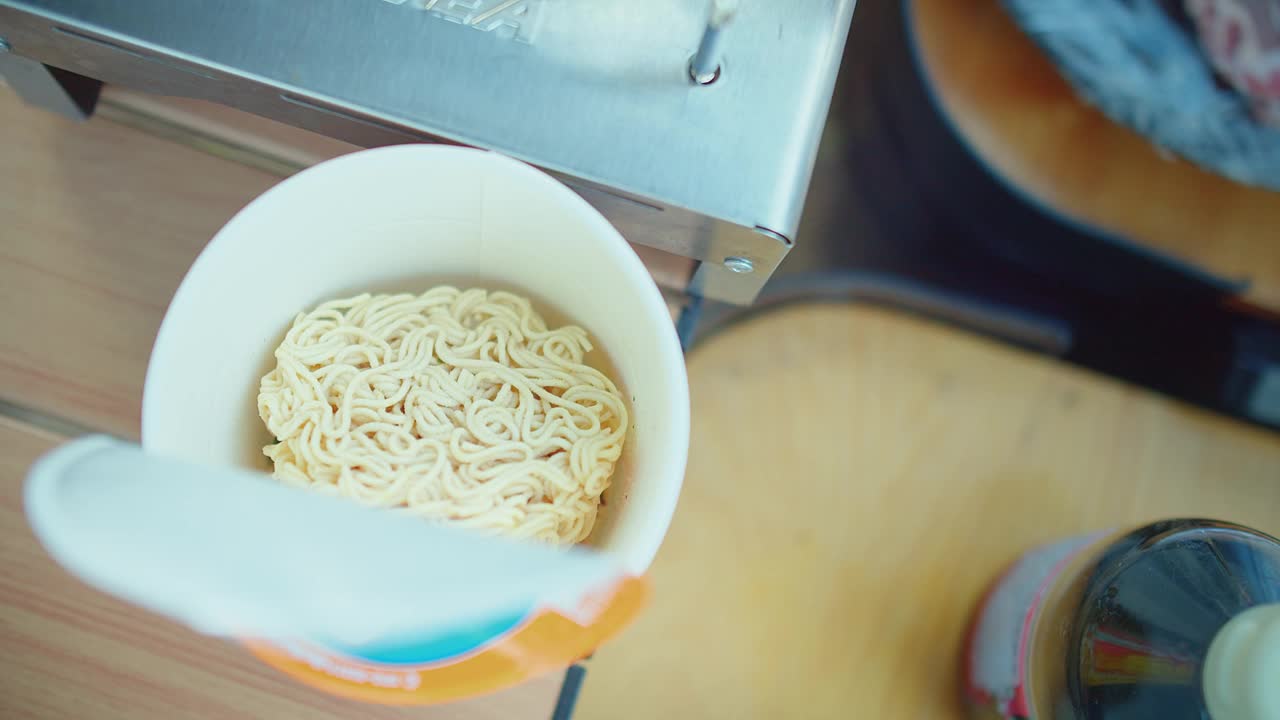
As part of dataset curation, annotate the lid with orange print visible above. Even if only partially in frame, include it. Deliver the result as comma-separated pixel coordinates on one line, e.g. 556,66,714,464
245,575,647,705
24,437,651,705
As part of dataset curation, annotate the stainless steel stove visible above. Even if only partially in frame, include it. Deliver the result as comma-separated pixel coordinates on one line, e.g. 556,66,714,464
0,0,857,305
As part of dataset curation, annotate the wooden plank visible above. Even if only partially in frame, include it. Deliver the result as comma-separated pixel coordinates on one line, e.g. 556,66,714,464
0,89,279,438
575,304,1280,719
0,416,566,719
912,0,1280,310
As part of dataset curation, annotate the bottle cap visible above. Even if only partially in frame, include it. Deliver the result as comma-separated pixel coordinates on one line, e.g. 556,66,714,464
1203,603,1280,720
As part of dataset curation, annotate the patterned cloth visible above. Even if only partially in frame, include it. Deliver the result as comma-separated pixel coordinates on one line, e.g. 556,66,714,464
1187,0,1280,126
1002,0,1280,190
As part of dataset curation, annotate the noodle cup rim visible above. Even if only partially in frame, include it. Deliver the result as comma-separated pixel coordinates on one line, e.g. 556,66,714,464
142,145,689,576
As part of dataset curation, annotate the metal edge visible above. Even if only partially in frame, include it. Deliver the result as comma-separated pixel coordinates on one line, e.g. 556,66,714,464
689,225,792,305
550,664,587,720
0,1,830,305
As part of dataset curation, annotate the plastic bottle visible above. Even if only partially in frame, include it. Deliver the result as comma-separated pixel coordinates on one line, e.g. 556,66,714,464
965,519,1280,719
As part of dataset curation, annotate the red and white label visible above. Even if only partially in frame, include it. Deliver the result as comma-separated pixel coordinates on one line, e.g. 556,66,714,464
964,534,1102,719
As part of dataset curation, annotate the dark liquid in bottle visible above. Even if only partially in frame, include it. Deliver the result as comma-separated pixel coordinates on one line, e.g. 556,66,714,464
1065,520,1280,719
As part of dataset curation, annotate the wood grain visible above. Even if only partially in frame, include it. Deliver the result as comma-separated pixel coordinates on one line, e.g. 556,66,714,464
0,91,279,438
0,417,565,719
575,303,1280,720
911,0,1280,309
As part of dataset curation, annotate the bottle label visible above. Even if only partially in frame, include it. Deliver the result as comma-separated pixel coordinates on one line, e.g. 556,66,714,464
964,535,1101,719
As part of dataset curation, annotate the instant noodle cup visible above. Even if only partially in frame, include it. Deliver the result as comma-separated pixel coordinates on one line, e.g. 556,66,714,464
139,146,690,704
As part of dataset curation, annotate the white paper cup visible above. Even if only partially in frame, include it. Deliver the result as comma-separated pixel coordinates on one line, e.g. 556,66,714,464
142,145,689,575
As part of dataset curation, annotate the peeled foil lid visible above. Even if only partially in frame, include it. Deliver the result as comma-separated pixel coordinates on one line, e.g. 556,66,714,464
25,436,648,705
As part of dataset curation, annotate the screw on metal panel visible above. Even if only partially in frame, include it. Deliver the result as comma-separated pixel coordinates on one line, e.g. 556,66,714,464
689,0,736,86
688,57,722,86
723,256,755,274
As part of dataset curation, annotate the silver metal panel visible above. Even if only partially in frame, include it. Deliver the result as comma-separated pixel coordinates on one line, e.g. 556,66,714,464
0,0,854,304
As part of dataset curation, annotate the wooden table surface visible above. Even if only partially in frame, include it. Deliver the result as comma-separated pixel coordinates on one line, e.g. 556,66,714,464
911,0,1280,310
576,304,1280,719
5,50,1280,720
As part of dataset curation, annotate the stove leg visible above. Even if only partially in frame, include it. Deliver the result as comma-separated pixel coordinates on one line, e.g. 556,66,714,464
0,50,101,120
